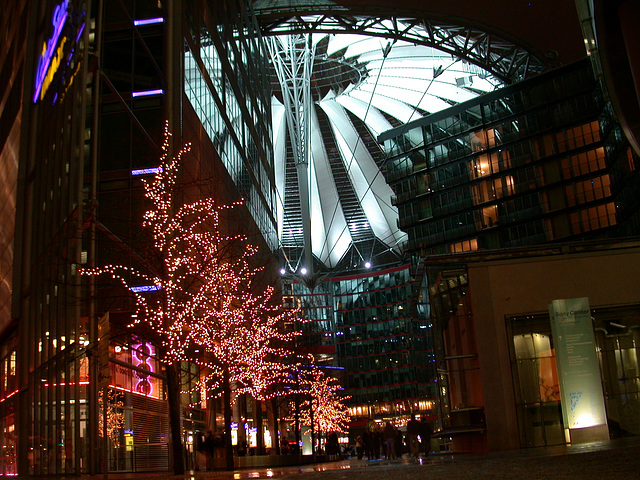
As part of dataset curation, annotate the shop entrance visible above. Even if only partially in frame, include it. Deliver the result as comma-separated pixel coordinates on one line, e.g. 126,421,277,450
510,314,565,447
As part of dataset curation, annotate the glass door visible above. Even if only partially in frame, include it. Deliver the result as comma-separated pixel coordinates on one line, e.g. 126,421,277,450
510,315,565,447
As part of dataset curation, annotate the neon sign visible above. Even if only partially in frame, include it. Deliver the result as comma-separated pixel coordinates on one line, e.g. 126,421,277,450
131,89,164,98
132,340,156,396
134,17,164,26
33,0,85,104
34,0,69,102
130,285,162,293
131,167,161,176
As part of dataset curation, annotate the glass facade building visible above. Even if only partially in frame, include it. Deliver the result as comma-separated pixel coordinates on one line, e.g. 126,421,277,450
0,3,26,474
184,0,278,251
2,0,278,475
380,58,639,256
10,0,89,474
378,57,640,451
284,264,438,427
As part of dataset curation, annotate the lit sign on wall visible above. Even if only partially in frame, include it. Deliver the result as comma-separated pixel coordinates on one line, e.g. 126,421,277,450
111,343,159,399
132,339,156,397
549,297,608,439
33,0,85,104
133,17,164,26
131,89,164,98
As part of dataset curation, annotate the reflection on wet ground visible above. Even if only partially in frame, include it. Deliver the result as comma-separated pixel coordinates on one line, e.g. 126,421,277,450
58,437,640,480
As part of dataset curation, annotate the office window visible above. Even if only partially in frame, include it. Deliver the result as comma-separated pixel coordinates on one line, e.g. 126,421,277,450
448,238,478,253
556,121,600,152
561,147,606,179
468,154,492,179
570,202,617,234
481,205,498,228
565,175,611,207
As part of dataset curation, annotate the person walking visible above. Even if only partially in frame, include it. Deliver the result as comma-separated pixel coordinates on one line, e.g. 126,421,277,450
419,417,432,456
195,432,206,471
363,426,373,459
203,430,215,470
355,435,364,459
407,414,421,458
383,422,397,459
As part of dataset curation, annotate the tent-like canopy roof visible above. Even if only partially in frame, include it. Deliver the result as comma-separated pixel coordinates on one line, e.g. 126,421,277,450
264,15,505,274
246,0,583,276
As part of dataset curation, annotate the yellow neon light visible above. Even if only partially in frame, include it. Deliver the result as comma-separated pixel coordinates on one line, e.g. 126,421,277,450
40,37,67,101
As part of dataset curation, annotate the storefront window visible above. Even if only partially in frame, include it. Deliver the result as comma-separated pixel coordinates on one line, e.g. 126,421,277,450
593,305,640,437
510,315,564,447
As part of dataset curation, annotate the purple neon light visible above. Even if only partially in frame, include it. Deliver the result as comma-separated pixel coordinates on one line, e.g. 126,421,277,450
130,285,162,293
131,167,161,176
131,89,164,98
133,17,164,26
75,21,85,44
34,0,69,102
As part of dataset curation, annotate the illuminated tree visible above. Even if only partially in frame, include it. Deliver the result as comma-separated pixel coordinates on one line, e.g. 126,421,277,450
98,390,125,440
288,366,350,453
82,123,302,470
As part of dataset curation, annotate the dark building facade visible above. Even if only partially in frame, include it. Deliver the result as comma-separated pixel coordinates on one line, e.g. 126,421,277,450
380,58,640,256
0,3,29,475
3,0,278,476
423,239,640,452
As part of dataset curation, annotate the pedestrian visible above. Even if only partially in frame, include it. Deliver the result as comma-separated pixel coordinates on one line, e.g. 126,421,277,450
372,425,383,459
280,435,290,455
195,432,207,471
204,430,214,470
407,414,421,458
355,435,364,459
213,431,224,459
363,426,373,459
383,422,397,459
419,417,432,456
327,431,339,455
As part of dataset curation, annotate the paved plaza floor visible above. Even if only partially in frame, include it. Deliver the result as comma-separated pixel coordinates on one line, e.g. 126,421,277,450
53,437,640,480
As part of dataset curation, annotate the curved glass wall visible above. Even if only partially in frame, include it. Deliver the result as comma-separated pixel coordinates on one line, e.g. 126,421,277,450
283,264,437,423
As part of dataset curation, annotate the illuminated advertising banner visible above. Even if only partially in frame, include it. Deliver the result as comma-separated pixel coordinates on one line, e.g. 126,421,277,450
549,297,607,437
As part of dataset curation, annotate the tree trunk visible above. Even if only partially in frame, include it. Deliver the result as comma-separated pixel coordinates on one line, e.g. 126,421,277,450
255,398,265,455
166,361,185,474
310,403,315,457
223,365,235,470
271,397,280,455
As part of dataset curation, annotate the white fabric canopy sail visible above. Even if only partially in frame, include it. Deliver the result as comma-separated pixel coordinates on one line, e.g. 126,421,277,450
271,30,502,271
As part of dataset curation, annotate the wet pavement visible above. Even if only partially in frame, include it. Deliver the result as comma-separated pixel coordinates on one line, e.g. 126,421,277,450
53,437,640,480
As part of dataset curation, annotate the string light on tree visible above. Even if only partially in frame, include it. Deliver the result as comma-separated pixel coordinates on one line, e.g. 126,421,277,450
287,365,351,437
81,122,305,468
98,390,125,440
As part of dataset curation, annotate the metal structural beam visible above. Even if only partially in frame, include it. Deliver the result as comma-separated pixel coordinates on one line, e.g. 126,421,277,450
268,35,317,274
258,14,548,83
